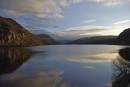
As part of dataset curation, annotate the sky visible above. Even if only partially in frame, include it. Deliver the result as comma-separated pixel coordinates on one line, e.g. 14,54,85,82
0,0,130,37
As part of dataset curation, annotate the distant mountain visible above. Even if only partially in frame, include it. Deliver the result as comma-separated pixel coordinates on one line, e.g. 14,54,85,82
116,28,130,45
37,34,59,44
68,36,117,45
30,29,68,43
30,29,84,43
68,28,130,45
0,16,57,46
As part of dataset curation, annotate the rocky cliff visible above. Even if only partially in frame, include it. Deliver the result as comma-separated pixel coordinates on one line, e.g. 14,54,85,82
0,16,56,46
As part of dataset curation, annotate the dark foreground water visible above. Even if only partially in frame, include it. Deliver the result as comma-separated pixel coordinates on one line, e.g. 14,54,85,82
0,45,130,87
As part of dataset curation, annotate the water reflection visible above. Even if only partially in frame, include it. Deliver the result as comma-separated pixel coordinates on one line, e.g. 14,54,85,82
0,45,127,87
113,47,130,87
0,47,32,75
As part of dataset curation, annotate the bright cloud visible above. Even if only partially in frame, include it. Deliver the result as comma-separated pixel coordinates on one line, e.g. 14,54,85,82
56,26,108,36
0,0,82,19
114,20,130,25
54,22,130,37
54,25,110,37
83,19,96,24
88,0,123,6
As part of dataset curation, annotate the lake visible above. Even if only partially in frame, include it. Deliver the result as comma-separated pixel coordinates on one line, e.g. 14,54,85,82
0,45,130,87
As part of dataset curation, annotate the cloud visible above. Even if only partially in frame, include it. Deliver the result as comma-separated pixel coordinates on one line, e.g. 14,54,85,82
86,0,130,6
0,0,63,19
114,20,130,25
56,19,130,37
0,0,129,20
87,0,124,6
0,0,82,19
63,26,110,36
83,19,96,24
65,26,110,31
54,23,130,37
54,25,110,37
85,0,130,6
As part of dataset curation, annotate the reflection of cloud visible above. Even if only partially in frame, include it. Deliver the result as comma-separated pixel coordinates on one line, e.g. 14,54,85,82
68,58,111,63
0,67,79,87
0,69,80,87
90,53,118,59
105,83,112,87
67,52,118,63
83,66,96,70
2,69,63,80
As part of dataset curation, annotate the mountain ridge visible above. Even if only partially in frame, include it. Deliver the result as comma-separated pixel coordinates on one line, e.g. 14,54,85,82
68,35,117,45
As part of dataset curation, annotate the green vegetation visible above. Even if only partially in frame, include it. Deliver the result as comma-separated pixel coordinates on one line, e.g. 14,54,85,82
0,23,9,29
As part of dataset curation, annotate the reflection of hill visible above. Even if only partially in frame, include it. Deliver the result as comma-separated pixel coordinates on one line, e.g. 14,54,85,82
112,48,130,87
119,48,130,61
0,47,32,75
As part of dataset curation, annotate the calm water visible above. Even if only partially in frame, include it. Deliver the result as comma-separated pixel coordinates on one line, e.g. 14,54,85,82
0,45,130,87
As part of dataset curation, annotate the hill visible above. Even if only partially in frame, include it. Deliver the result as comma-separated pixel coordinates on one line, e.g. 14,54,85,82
0,16,56,46
68,36,117,45
37,34,59,44
116,28,130,45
